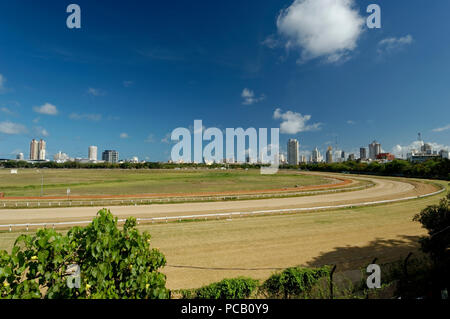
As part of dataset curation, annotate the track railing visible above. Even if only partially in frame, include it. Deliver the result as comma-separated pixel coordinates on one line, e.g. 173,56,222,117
0,184,445,232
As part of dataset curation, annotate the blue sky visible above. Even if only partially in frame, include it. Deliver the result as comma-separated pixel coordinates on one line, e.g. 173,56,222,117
0,0,449,161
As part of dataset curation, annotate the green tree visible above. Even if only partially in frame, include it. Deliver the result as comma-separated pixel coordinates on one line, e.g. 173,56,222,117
0,209,168,299
413,192,450,297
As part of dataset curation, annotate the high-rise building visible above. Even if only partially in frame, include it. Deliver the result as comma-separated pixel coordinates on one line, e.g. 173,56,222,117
29,139,39,160
102,150,119,163
326,146,333,164
38,139,46,160
287,139,299,165
16,153,24,160
88,146,98,161
341,151,345,160
311,147,322,163
360,147,367,160
368,140,381,160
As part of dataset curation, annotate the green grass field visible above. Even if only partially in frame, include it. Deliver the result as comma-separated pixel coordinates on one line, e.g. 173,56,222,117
0,168,329,197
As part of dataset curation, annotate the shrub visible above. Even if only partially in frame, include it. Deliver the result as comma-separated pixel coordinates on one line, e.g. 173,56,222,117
180,277,259,299
260,266,331,299
0,209,169,299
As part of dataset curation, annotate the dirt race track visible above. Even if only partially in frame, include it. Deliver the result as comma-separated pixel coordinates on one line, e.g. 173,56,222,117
0,173,440,226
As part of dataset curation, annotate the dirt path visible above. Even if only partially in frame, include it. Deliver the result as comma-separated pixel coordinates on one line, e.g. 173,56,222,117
0,175,438,226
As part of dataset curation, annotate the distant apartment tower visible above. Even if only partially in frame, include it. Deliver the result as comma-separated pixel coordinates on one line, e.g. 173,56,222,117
368,140,381,160
311,147,322,163
29,139,39,160
326,146,333,164
88,146,98,161
38,139,46,160
360,147,367,160
287,139,299,165
102,150,119,163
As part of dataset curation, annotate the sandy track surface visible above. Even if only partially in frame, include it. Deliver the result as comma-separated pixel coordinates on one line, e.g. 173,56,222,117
0,174,438,226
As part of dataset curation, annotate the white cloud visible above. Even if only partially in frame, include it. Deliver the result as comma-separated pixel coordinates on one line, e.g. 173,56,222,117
69,113,102,121
241,88,265,105
346,120,356,125
33,126,49,137
120,132,129,139
392,140,450,158
432,124,450,133
261,35,280,49
161,133,172,144
0,107,14,115
87,87,106,96
276,0,365,63
33,103,58,115
377,35,413,55
273,108,322,134
0,121,27,135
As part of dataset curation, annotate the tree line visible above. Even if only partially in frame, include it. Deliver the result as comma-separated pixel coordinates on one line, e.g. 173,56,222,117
293,158,450,180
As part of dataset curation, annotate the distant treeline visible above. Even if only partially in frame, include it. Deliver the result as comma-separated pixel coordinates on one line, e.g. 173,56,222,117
0,160,266,170
1,158,449,180
294,158,450,181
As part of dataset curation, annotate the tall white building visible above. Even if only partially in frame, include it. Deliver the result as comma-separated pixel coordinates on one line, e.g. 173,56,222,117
88,146,98,161
38,139,46,160
287,139,299,165
368,140,381,160
30,139,39,160
311,147,323,163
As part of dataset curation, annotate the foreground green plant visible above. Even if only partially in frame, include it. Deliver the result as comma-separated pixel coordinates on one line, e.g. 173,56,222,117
259,266,331,299
0,209,168,299
179,277,259,299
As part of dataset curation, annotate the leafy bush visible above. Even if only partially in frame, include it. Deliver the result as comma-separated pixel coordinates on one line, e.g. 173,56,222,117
180,277,259,299
260,266,331,299
0,209,169,299
412,192,450,297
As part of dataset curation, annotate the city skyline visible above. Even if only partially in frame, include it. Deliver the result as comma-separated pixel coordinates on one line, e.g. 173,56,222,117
7,133,450,164
0,1,449,161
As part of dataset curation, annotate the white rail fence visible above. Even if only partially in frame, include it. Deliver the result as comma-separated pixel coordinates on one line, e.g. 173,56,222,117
0,183,374,209
0,186,445,232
